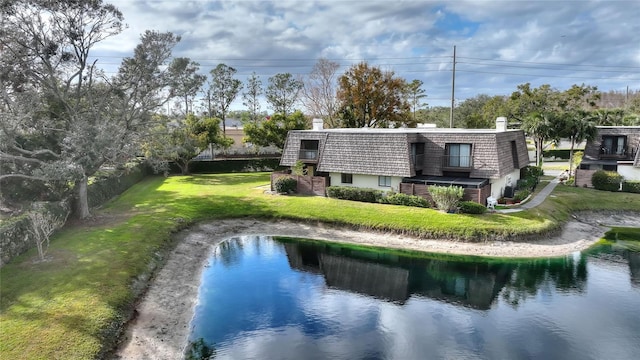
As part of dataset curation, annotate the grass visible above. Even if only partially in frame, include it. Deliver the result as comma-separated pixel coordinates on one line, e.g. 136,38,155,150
1,172,640,359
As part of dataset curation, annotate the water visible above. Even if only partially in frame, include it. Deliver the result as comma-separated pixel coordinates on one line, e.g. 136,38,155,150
188,236,640,360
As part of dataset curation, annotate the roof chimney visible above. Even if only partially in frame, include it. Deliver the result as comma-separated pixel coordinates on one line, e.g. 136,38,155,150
495,117,508,132
312,118,324,131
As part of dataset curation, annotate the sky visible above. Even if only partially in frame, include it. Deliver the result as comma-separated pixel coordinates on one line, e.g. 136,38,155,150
94,0,640,111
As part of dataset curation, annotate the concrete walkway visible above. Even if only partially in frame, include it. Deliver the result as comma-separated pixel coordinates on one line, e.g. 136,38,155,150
497,177,561,213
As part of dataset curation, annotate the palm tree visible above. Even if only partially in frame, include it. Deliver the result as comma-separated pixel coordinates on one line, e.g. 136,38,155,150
522,112,555,167
559,110,598,174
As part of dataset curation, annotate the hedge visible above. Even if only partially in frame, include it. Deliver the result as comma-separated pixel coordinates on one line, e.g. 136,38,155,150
88,164,148,208
169,158,282,174
591,170,623,192
380,193,430,208
622,181,640,194
542,149,571,160
326,186,384,203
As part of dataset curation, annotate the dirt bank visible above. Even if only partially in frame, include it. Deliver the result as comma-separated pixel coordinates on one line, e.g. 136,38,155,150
113,213,640,360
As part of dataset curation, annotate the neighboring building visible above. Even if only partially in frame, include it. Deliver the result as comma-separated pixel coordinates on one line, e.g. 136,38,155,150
194,118,280,160
279,118,530,203
579,126,640,180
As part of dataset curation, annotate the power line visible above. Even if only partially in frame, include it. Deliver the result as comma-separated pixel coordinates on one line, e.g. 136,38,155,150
457,56,640,70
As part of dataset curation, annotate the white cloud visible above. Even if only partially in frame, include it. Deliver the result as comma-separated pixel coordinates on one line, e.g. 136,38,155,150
93,0,640,108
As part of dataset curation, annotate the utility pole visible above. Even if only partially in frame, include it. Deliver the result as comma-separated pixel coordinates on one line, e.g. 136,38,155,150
450,45,456,128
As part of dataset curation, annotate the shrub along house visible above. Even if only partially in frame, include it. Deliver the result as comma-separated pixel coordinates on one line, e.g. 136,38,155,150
278,117,530,205
577,126,640,185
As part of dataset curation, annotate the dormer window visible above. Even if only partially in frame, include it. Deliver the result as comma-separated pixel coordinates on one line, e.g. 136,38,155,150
299,140,319,160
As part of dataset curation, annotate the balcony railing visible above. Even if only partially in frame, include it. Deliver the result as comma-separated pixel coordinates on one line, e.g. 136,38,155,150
599,146,629,159
441,155,473,169
299,149,318,160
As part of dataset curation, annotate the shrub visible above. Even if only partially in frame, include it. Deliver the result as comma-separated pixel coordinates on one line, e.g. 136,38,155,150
326,186,384,203
591,170,623,192
521,166,544,179
428,185,464,212
516,177,537,192
542,149,571,160
622,181,640,194
458,201,486,214
513,189,531,203
275,177,297,194
380,193,430,208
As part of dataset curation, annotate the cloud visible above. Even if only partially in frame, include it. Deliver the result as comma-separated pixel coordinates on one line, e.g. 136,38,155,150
93,0,640,108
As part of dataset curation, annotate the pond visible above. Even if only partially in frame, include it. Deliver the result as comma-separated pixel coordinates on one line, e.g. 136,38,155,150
187,235,640,360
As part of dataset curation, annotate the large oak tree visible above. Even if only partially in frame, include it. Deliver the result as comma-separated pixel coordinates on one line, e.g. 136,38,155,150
0,0,180,218
337,62,410,128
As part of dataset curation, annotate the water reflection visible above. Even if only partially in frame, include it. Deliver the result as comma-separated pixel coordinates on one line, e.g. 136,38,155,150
281,238,587,309
191,236,640,360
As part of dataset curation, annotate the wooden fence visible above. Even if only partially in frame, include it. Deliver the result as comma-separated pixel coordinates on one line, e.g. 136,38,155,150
271,173,329,196
575,169,597,188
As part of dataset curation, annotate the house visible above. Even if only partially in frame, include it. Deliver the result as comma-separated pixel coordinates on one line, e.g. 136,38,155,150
579,126,640,181
279,117,530,204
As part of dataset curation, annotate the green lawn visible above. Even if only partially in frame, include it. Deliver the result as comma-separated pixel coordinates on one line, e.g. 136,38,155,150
1,172,639,359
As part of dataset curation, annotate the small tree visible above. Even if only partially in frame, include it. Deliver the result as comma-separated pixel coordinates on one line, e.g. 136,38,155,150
428,185,464,212
243,110,307,149
144,115,232,175
291,160,306,176
28,209,67,261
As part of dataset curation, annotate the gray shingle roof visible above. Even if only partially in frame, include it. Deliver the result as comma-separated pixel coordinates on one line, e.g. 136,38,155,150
280,128,529,179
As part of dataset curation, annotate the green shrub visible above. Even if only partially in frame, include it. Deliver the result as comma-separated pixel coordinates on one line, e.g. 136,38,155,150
275,177,297,194
542,149,571,160
458,201,486,214
521,166,544,179
591,170,623,192
428,185,464,212
326,186,384,203
380,193,430,208
516,177,537,191
622,181,640,194
513,189,531,203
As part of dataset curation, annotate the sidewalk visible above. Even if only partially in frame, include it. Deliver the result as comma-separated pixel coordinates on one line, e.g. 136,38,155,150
497,177,560,213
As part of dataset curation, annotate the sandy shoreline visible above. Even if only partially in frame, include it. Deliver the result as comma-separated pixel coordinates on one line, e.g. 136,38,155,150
113,213,640,360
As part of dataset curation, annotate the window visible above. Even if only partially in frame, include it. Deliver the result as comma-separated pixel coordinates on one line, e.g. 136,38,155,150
299,140,319,160
511,141,519,168
378,176,391,187
601,136,626,156
411,143,425,169
445,143,472,167
341,173,352,184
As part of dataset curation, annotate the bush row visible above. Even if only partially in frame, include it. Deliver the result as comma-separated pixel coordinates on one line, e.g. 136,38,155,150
591,170,640,194
325,186,484,214
622,181,640,193
169,158,282,174
88,164,148,209
326,186,384,203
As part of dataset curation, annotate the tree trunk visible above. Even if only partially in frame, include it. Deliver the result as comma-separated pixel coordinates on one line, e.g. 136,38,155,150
75,174,90,219
569,136,576,175
178,160,190,175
